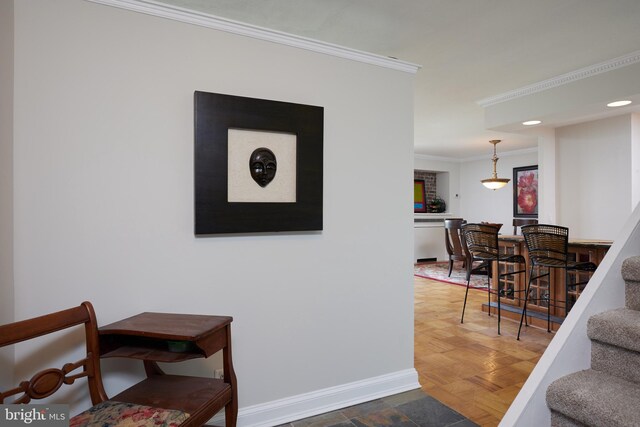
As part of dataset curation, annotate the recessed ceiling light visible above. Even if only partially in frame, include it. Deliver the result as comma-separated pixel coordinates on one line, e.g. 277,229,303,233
522,120,542,126
607,100,632,107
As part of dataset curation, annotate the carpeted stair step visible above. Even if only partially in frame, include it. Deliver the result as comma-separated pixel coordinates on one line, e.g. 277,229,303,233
587,308,640,384
546,369,640,427
621,256,640,310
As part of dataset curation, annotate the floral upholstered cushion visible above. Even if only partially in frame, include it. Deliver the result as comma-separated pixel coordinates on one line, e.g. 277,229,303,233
70,400,190,427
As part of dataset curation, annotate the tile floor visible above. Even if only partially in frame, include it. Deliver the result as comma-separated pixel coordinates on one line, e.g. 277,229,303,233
275,389,478,427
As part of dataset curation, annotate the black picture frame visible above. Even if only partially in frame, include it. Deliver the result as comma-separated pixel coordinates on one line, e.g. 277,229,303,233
513,165,538,218
194,91,324,235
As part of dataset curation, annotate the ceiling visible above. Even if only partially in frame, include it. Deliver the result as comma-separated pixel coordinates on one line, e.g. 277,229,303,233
156,0,640,159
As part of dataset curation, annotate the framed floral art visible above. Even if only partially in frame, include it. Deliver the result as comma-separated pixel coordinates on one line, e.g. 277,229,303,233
513,165,538,218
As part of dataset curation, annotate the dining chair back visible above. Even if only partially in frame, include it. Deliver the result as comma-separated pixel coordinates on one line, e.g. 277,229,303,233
513,218,538,235
481,222,503,233
444,218,470,278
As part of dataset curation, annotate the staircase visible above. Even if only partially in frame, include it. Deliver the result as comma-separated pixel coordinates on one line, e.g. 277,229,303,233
546,256,640,426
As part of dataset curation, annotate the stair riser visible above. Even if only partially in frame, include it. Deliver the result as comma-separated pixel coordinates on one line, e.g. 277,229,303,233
592,340,640,385
626,280,640,310
550,410,586,427
622,256,640,310
621,256,640,283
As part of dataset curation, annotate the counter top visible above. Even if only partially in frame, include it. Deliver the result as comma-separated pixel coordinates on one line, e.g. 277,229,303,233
499,234,613,247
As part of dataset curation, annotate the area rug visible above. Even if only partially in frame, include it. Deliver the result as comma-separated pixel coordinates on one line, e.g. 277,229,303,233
414,261,488,290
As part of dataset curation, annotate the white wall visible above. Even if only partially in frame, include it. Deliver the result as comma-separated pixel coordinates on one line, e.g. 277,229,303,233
10,0,417,419
415,115,635,249
631,113,640,209
459,150,538,231
413,155,461,215
0,0,15,390
535,128,558,225
556,115,633,240
413,156,461,261
630,113,640,209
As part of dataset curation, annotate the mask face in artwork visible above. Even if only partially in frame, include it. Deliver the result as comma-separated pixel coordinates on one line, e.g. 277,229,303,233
250,148,277,187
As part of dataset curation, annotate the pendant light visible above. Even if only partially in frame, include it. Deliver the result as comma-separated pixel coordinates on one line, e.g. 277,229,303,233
481,140,510,190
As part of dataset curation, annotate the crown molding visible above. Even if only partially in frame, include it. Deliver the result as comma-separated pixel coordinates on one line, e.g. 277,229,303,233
477,49,640,107
85,0,421,74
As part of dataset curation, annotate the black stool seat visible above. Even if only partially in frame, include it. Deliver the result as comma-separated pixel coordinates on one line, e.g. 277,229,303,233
532,256,598,270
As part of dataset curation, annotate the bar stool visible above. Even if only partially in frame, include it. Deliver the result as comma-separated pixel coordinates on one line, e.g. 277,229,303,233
517,224,597,340
461,223,526,335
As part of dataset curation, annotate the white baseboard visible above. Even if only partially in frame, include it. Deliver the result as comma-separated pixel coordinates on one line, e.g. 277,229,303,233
212,368,421,427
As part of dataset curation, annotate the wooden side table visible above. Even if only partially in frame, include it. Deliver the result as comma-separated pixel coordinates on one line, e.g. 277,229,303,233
98,312,238,427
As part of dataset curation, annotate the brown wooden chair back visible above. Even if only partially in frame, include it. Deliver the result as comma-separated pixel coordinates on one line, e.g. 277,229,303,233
444,219,469,259
481,222,503,233
444,218,472,277
513,218,538,235
0,302,108,405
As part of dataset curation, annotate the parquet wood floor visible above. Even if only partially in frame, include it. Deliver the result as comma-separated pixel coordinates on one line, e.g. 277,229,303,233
414,275,553,427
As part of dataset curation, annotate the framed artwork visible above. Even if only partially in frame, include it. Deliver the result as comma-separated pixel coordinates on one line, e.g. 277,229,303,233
513,165,538,218
194,91,324,234
414,180,427,213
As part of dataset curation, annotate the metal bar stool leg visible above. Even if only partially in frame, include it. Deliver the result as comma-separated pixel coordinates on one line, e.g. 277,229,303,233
497,270,501,335
487,272,491,317
547,267,553,333
461,278,471,324
517,264,535,340
565,269,571,317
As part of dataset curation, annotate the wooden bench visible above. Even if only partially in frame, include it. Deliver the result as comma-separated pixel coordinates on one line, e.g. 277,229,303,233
0,302,237,427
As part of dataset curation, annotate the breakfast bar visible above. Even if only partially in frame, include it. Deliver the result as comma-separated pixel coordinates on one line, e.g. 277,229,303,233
484,235,612,330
